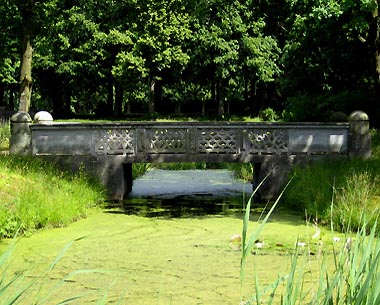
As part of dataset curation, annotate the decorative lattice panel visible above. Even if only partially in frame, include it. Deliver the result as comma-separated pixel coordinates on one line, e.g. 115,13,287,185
148,128,187,153
247,129,288,155
95,129,134,155
198,129,237,153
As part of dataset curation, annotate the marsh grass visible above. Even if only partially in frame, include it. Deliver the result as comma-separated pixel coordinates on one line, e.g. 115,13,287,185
0,155,105,238
284,159,380,232
284,129,380,232
242,179,380,305
132,163,151,179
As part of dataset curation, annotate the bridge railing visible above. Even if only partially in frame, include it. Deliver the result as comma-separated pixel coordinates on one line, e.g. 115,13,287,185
30,122,350,162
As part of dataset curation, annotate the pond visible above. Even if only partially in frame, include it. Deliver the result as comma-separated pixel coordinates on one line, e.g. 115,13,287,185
120,169,252,218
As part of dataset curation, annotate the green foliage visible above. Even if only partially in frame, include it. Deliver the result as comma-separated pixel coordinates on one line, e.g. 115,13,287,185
258,107,279,122
1,0,379,119
0,156,105,238
283,158,380,233
284,90,373,121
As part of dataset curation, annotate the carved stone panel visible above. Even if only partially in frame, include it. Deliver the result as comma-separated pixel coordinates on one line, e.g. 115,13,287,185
95,129,134,155
148,128,187,153
247,129,288,155
198,129,237,154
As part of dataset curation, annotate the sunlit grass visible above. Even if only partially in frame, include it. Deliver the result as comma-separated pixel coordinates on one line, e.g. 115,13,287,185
0,155,105,238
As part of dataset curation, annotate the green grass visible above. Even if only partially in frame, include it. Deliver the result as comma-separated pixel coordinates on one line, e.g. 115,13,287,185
0,155,105,238
0,121,10,151
282,129,380,233
283,158,380,233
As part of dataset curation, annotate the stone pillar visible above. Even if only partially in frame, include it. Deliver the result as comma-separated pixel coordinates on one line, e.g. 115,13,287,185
123,163,133,194
348,111,371,159
9,111,32,155
96,156,133,200
252,156,294,201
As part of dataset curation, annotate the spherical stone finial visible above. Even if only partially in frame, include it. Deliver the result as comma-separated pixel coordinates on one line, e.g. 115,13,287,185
348,111,369,122
34,111,53,124
348,110,370,137
10,111,32,123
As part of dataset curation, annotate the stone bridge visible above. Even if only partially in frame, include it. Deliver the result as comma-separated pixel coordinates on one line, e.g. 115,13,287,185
10,111,371,200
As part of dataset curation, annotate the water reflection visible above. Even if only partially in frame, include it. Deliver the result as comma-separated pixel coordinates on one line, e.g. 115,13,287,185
120,195,250,218
116,169,255,218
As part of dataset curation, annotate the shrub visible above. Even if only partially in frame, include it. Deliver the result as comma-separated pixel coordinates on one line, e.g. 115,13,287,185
284,90,373,122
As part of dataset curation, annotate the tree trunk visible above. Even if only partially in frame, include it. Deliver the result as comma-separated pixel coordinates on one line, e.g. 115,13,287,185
18,0,34,113
250,78,260,116
106,71,114,116
217,78,225,116
0,84,4,106
149,78,155,114
114,81,124,117
148,78,162,114
373,3,380,96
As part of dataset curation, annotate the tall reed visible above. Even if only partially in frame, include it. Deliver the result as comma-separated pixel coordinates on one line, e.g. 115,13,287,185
284,159,380,232
241,183,380,305
240,175,293,304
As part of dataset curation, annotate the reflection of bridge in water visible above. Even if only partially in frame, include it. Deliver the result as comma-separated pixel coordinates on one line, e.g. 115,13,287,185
10,111,371,200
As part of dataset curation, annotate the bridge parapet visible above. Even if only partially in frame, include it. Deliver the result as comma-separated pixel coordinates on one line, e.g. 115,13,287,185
30,122,349,162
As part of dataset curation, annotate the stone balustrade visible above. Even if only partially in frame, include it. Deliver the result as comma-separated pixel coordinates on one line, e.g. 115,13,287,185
30,122,350,161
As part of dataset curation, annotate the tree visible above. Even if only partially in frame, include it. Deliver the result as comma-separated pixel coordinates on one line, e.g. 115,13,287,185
190,0,280,115
18,0,34,112
280,0,379,120
0,0,21,108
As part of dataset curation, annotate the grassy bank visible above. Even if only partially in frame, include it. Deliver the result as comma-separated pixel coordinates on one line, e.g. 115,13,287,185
283,130,380,233
0,155,105,238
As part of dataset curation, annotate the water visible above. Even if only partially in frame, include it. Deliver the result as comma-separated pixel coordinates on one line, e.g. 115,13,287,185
119,169,253,218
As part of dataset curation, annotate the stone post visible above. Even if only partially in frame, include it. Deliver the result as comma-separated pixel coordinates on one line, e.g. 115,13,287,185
9,111,32,155
348,111,371,159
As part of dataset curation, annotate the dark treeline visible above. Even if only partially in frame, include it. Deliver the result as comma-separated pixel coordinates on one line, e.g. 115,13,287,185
1,0,380,122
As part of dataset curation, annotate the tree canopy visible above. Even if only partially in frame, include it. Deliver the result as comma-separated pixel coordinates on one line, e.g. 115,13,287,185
1,0,379,122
